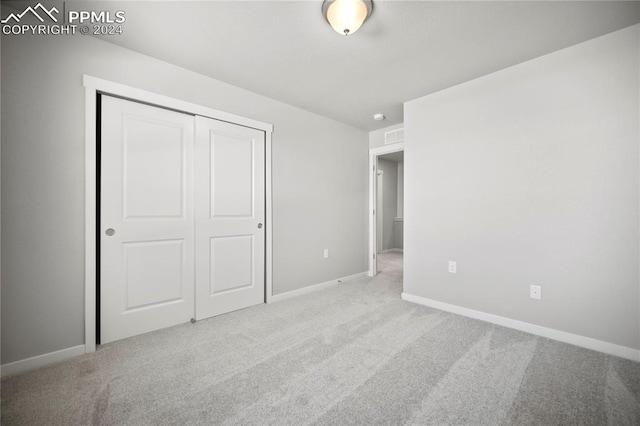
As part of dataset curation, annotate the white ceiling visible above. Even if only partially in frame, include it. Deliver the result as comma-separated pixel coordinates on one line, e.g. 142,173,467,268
55,1,640,130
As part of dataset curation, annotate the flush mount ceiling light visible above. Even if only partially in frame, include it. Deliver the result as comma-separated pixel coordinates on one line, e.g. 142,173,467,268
373,113,385,121
322,0,373,36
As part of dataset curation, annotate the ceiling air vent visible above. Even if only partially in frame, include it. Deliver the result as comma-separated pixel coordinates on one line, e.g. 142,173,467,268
384,128,404,145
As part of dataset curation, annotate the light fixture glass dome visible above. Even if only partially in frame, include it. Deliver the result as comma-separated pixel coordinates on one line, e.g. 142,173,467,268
322,0,372,36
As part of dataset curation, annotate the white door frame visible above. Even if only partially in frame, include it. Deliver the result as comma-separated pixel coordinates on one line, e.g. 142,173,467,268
376,169,384,256
83,75,274,354
369,143,404,277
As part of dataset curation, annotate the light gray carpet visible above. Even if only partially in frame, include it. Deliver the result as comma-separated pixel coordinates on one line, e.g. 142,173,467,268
2,253,640,425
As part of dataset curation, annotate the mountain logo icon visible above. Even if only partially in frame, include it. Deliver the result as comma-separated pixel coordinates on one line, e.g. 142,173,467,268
1,3,59,24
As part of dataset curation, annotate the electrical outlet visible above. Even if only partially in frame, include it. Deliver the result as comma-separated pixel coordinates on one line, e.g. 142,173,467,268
530,285,542,300
448,261,457,274
324,249,329,259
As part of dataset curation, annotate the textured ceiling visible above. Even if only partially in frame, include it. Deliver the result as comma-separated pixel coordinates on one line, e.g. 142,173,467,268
18,1,640,130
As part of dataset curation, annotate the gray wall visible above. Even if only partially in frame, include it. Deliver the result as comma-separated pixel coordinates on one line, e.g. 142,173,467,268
393,220,403,250
404,25,639,349
377,159,398,251
1,31,368,363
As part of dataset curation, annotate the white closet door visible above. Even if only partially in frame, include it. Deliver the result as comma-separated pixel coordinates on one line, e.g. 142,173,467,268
195,116,265,320
100,96,195,344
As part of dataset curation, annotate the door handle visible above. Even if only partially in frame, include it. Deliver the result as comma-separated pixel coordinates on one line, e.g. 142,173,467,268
105,228,116,236
257,223,263,229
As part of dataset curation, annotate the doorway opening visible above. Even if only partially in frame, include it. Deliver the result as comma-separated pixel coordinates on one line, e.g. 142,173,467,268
375,151,404,276
369,143,404,279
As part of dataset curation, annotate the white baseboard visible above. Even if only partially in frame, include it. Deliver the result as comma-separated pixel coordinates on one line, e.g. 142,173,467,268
271,272,368,303
1,344,86,378
402,292,640,362
382,248,403,253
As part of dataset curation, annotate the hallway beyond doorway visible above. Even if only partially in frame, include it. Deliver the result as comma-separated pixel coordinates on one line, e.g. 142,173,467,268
376,252,403,283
